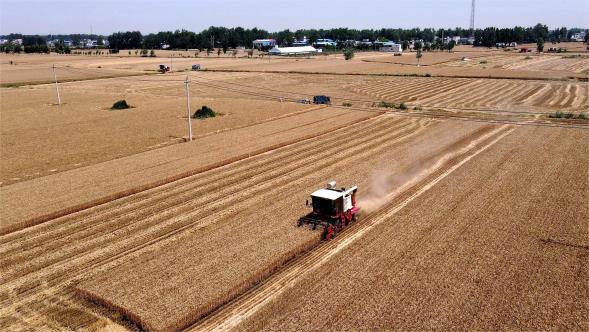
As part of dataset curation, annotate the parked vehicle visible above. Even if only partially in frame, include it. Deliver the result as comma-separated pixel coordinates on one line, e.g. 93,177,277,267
313,95,331,105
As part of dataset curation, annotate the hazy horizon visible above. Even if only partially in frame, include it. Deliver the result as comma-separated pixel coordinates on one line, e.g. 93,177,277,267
1,0,588,35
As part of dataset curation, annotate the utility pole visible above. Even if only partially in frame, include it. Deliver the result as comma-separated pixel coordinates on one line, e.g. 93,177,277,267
52,64,61,105
184,75,193,142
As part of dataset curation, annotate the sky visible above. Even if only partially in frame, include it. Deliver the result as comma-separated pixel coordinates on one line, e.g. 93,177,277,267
1,0,588,35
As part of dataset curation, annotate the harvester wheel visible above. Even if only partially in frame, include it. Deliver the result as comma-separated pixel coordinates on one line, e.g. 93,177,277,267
324,225,335,240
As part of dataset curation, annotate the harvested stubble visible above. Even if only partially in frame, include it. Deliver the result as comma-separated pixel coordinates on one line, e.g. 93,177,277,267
239,125,589,331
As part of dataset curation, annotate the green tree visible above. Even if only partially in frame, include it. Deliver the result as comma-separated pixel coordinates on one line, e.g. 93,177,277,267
343,48,355,60
401,40,409,51
447,40,456,52
536,38,544,53
416,49,422,67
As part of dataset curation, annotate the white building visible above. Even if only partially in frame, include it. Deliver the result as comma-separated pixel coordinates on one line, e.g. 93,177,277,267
292,36,309,46
379,42,402,53
313,38,337,48
268,45,319,56
571,32,586,42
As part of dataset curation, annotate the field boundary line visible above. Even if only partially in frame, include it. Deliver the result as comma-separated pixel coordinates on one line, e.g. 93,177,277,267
189,125,515,331
0,111,382,236
200,68,587,82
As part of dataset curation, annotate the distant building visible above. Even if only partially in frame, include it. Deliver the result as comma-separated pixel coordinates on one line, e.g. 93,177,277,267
12,39,23,45
0,39,8,45
313,38,336,48
379,42,402,53
292,36,309,46
63,40,73,47
252,39,276,50
355,39,373,47
571,32,586,42
268,45,319,56
82,39,98,48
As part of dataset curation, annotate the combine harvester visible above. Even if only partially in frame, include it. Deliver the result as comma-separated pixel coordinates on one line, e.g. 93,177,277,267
299,181,360,240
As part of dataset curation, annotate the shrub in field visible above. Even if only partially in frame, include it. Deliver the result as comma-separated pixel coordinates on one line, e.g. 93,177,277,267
111,100,132,110
342,102,353,107
150,50,156,57
399,103,408,110
524,56,532,60
343,48,355,60
480,60,488,64
374,101,396,109
192,105,217,119
549,111,564,118
548,111,586,119
425,73,432,77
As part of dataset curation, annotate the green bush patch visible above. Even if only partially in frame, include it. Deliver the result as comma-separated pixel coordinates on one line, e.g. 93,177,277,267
548,111,587,119
193,105,217,119
111,100,132,110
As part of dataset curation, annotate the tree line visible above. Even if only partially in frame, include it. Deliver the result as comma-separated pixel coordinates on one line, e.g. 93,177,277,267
1,24,587,54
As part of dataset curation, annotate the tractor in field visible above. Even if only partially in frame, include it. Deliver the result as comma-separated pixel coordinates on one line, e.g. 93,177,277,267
298,181,360,240
159,64,171,73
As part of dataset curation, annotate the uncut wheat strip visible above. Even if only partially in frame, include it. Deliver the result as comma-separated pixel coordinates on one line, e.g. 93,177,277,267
403,79,470,103
0,113,389,260
521,83,553,107
513,84,546,105
571,84,589,109
6,120,432,324
190,125,515,332
425,79,490,107
377,79,438,101
490,82,538,108
409,79,469,100
436,80,497,108
558,84,576,108
485,82,535,109
417,79,482,105
0,117,412,284
357,79,425,100
360,78,426,97
466,81,517,108
0,120,429,305
547,84,568,107
390,78,453,100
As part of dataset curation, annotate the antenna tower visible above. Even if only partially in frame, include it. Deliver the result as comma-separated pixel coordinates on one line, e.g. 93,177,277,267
470,0,476,38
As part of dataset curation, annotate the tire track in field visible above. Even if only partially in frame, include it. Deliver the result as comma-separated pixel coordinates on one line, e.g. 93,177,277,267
188,124,515,332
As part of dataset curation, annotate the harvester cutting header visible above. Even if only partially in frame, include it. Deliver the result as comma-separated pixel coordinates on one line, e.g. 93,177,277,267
298,181,360,240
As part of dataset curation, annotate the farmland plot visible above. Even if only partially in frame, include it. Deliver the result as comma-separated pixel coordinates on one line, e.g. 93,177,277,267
237,126,589,331
346,77,589,112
